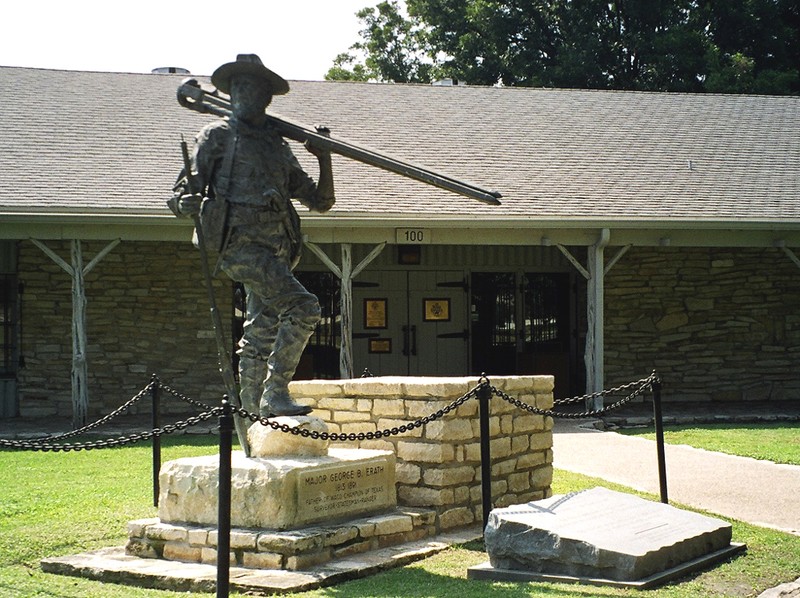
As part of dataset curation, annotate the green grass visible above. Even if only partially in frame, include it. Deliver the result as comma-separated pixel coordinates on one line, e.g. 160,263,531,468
617,422,800,466
1,436,799,597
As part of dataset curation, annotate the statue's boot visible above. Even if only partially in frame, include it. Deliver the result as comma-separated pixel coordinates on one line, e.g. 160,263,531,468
238,356,266,422
260,322,315,417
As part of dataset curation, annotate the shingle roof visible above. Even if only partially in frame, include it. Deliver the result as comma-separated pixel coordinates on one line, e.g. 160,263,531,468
1,65,798,224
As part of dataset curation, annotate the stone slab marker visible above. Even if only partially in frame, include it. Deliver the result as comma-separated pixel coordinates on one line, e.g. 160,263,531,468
479,487,739,583
158,448,396,531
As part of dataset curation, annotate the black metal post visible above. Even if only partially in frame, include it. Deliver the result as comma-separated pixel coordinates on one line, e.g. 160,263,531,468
478,379,493,531
217,398,233,598
151,374,161,508
651,374,669,504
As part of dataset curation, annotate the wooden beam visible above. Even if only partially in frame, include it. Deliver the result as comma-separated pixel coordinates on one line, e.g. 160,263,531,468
31,238,119,428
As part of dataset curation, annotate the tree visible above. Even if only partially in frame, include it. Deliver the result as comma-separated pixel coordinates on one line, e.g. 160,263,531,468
327,0,799,94
325,1,439,83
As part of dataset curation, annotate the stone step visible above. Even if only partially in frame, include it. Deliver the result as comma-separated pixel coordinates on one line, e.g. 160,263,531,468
127,507,438,571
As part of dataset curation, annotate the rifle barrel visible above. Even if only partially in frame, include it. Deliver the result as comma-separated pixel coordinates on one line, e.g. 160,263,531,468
177,80,502,205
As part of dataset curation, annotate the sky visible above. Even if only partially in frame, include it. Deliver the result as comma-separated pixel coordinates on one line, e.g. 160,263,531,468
1,0,377,81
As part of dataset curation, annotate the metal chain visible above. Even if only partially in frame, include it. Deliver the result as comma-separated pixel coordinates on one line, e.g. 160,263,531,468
492,373,657,419
157,381,216,412
552,375,656,406
238,385,482,441
26,382,156,442
1,373,658,452
0,409,222,453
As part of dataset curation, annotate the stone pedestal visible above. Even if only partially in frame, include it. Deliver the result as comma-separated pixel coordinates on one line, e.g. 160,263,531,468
471,487,742,587
158,448,396,531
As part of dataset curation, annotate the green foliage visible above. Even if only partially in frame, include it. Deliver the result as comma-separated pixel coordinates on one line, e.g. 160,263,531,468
1,438,799,596
329,0,799,94
619,422,800,465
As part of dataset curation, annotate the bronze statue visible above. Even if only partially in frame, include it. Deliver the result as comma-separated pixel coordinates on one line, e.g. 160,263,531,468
170,54,334,419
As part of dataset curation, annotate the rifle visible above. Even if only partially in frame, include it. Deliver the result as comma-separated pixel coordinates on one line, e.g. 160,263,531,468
180,136,252,457
177,78,502,206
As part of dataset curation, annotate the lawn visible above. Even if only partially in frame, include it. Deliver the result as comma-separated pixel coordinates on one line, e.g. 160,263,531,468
1,434,799,597
618,422,800,466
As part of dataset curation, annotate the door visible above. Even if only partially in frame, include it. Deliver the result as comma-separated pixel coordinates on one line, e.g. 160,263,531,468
470,271,576,397
518,273,574,398
1,273,19,418
353,270,468,376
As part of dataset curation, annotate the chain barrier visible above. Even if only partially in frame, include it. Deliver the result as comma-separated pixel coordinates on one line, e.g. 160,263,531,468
0,408,222,453
492,372,658,419
23,381,157,443
239,384,481,441
1,373,660,452
157,380,216,412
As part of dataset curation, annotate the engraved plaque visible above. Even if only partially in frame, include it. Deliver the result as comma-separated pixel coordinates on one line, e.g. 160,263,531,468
297,459,394,522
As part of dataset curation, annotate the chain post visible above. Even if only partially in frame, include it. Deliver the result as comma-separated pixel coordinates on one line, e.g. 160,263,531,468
150,374,161,508
651,372,669,504
217,397,233,598
477,376,493,531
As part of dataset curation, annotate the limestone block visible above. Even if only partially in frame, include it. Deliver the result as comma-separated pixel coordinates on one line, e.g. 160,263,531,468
395,461,422,485
145,522,187,542
230,530,258,550
511,435,530,455
248,415,330,458
508,471,531,493
424,418,475,441
440,507,475,529
290,380,345,398
397,485,455,507
368,513,414,535
158,448,396,530
125,538,159,559
490,437,512,459
485,487,733,581
242,551,283,569
372,398,406,417
529,430,553,451
127,518,157,537
257,530,322,554
512,414,544,433
396,441,454,462
162,542,202,563
423,466,476,487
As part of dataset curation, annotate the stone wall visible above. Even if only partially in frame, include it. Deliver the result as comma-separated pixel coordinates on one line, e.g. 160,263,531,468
605,247,800,402
291,375,555,530
17,240,230,417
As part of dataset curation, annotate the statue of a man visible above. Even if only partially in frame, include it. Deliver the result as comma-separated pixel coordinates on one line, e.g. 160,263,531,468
169,54,335,417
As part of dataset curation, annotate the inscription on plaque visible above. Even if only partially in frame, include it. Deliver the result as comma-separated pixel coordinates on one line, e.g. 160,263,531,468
297,461,393,521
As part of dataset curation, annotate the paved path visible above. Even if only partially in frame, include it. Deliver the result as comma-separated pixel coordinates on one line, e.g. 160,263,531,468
552,420,800,536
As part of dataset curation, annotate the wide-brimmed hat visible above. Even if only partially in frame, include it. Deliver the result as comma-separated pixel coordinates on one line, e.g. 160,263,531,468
211,54,289,95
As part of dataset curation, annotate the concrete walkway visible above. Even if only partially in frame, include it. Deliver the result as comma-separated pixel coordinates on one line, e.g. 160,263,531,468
552,419,800,536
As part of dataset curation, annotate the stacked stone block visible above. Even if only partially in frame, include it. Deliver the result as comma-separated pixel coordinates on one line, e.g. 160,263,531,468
291,375,555,529
127,509,437,571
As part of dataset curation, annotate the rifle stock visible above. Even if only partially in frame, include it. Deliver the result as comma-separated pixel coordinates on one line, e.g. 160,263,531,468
177,79,502,205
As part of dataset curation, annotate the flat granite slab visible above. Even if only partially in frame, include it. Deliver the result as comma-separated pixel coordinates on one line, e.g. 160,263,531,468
475,487,742,586
42,526,482,594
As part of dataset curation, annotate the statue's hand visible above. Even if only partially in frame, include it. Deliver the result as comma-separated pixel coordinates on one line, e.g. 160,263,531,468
177,193,203,216
305,124,332,160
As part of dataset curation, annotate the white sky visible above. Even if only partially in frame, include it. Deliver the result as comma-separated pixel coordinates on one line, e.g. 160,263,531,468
1,0,376,80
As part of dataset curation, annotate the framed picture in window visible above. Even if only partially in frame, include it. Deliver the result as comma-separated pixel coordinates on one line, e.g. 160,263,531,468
423,298,450,322
364,298,388,329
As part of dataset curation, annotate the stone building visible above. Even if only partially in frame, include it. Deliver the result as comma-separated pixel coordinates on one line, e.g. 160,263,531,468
0,65,798,421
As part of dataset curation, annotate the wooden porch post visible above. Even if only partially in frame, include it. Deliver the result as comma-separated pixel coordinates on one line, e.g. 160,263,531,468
304,241,386,379
31,238,119,428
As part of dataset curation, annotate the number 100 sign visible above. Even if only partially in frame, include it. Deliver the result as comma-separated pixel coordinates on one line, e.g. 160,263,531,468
396,228,431,244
